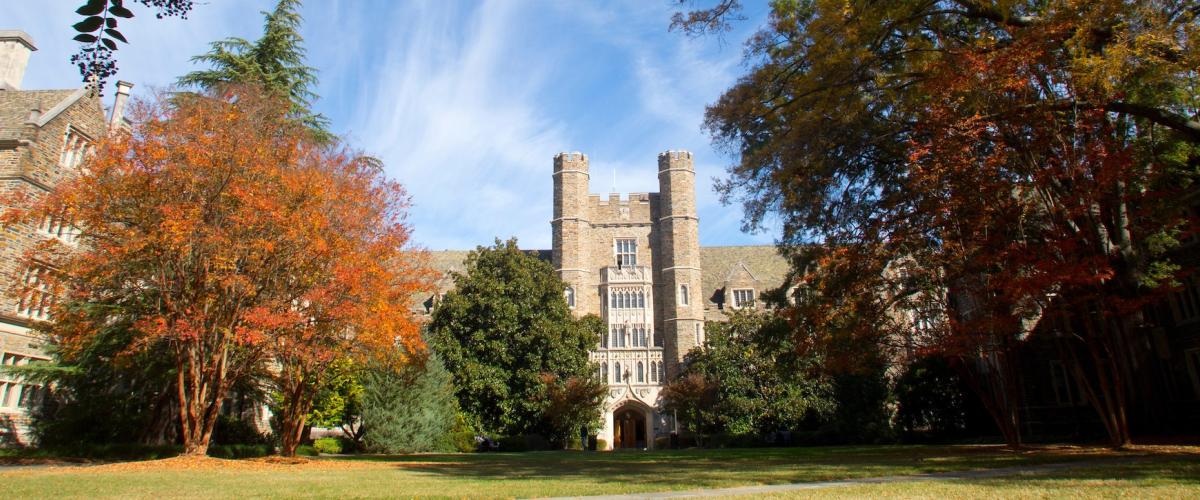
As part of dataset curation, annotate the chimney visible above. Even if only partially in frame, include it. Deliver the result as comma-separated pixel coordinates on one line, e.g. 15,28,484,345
109,80,134,129
0,30,37,91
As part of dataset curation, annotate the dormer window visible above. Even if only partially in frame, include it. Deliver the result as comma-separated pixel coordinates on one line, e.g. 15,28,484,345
59,127,92,170
615,238,636,268
732,288,755,309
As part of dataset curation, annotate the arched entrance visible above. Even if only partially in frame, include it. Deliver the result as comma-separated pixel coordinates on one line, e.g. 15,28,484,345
613,405,647,449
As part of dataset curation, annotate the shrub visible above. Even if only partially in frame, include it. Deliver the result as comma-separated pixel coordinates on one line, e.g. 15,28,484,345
497,434,551,452
313,437,343,455
295,444,318,456
895,355,987,442
207,444,273,459
211,415,270,445
595,438,607,451
653,436,670,450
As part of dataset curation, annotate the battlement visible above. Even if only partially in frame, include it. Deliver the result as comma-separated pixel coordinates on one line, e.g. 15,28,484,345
657,150,694,172
657,150,692,161
554,151,588,171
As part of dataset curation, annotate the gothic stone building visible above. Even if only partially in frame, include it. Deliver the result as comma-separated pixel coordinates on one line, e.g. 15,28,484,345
426,151,789,450
0,30,132,444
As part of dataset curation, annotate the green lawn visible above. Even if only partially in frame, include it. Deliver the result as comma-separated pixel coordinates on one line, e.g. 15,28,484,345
1,445,1196,498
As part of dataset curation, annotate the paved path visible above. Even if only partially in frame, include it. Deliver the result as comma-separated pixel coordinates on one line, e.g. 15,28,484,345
537,457,1144,499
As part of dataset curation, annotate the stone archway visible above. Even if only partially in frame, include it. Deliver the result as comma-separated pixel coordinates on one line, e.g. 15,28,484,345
613,404,647,449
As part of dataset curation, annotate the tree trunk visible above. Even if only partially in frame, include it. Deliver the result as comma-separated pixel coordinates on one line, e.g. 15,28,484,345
277,369,317,457
956,351,1023,450
176,340,231,457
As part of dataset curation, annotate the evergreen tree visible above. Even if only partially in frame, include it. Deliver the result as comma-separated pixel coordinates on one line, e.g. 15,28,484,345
177,0,330,136
360,355,459,453
428,238,603,437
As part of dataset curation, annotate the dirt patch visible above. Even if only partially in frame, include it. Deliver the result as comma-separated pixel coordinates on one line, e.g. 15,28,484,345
2,454,389,474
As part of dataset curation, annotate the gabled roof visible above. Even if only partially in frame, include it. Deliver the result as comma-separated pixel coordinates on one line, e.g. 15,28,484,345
0,88,87,142
699,246,790,299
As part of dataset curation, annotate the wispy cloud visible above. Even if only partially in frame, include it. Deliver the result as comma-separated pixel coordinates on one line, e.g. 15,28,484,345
10,0,776,249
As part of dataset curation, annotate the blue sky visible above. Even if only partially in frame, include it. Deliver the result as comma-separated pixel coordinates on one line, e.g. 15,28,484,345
12,1,777,250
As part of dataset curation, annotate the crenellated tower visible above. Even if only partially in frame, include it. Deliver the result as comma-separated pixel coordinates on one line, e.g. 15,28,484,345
655,150,703,377
552,152,592,314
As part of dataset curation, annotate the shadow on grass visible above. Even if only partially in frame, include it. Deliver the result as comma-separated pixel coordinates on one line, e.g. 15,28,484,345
326,445,1196,490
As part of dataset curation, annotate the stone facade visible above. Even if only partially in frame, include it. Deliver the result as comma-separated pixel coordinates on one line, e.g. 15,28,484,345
0,29,126,445
422,153,791,450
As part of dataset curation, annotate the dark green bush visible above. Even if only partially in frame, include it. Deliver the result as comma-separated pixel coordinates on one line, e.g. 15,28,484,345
595,438,607,451
295,444,318,456
497,434,551,452
17,443,182,460
211,415,270,445
653,436,670,449
207,444,273,459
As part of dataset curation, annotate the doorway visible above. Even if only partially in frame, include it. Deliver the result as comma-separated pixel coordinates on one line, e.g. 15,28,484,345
613,406,646,449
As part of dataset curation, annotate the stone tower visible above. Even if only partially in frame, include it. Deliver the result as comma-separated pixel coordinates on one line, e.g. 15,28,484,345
552,152,592,312
655,151,704,377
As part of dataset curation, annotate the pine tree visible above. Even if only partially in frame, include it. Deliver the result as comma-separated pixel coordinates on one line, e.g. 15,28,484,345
360,355,460,453
177,0,330,136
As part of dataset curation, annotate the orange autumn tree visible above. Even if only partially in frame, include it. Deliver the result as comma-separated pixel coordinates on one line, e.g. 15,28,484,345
8,86,432,456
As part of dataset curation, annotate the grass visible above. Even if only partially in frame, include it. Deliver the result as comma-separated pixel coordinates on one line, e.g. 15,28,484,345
0,444,1196,498
765,459,1200,499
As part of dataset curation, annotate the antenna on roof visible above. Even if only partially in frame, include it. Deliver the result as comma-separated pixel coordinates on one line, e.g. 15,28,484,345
612,168,617,193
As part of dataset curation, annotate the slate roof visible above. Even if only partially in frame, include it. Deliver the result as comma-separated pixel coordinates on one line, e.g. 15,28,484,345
425,245,790,297
0,89,78,141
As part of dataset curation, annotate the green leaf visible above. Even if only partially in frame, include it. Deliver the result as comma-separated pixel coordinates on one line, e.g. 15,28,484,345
104,29,127,43
73,16,104,33
109,5,134,18
101,38,117,50
106,17,117,28
76,0,107,16
73,34,98,43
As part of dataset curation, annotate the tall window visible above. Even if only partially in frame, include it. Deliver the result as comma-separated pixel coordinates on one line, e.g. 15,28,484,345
41,211,79,243
615,238,637,268
679,284,689,306
695,323,703,346
659,362,665,381
564,286,575,309
637,362,645,383
601,362,608,382
16,265,56,320
611,326,627,348
59,127,91,170
732,289,755,309
614,362,622,383
610,290,646,309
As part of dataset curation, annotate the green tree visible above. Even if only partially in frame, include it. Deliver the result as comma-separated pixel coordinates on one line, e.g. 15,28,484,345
177,0,330,136
678,311,833,438
360,355,459,453
428,238,603,437
305,357,364,442
9,302,179,446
